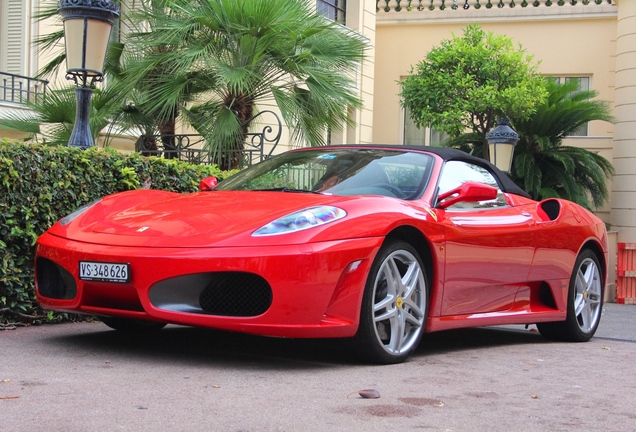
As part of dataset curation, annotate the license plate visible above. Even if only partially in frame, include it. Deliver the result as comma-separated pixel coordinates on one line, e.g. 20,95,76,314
79,261,130,283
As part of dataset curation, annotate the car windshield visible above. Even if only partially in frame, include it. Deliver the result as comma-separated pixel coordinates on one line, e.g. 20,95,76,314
215,148,434,200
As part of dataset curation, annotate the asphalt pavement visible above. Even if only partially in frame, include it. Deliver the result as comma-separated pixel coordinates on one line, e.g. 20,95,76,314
493,302,636,342
1,303,635,432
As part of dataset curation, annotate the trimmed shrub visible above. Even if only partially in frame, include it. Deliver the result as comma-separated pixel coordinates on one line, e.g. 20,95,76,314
0,138,225,325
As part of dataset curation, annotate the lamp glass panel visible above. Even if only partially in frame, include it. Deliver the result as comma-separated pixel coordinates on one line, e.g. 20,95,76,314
64,18,112,76
489,143,514,172
63,19,85,72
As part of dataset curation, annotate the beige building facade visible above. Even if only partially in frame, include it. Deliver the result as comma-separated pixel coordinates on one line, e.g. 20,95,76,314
370,1,636,249
1,1,635,250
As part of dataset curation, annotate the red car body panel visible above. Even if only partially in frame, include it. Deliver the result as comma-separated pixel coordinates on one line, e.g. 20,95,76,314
36,231,382,337
35,146,609,340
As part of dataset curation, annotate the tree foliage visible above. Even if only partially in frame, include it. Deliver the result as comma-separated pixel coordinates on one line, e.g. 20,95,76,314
399,24,547,159
510,79,614,209
126,0,367,167
18,0,368,169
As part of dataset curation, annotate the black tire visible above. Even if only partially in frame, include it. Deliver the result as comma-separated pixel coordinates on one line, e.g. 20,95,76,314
537,249,603,342
101,317,167,333
352,240,428,364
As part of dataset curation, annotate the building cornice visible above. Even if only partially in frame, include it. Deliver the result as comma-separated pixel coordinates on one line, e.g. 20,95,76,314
376,5,617,25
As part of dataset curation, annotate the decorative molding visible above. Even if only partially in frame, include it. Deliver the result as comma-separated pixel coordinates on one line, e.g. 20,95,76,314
57,0,120,14
376,1,617,24
57,0,120,24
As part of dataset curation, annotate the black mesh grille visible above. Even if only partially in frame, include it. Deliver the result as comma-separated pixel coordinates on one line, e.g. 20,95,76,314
36,257,77,300
199,272,272,317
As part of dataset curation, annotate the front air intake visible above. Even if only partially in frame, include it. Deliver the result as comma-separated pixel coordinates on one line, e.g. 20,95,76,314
36,257,77,300
199,273,272,317
149,272,272,317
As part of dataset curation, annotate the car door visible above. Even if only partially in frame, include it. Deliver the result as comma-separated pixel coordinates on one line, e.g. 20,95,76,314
437,160,535,316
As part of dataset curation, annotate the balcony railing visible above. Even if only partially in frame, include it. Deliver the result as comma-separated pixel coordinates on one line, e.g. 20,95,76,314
0,72,48,105
135,110,283,168
377,0,614,12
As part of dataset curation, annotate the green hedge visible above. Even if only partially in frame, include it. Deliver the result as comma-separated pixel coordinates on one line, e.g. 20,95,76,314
0,138,226,325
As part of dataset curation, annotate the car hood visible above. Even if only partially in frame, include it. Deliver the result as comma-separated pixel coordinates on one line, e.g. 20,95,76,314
48,189,410,248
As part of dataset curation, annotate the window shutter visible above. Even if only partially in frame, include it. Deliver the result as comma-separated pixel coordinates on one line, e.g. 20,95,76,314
1,0,26,75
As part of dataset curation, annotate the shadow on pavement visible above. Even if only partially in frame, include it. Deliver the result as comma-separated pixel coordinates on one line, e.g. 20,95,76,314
42,322,549,369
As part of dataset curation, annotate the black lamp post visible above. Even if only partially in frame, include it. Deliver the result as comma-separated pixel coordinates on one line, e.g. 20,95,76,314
486,118,520,174
58,0,120,149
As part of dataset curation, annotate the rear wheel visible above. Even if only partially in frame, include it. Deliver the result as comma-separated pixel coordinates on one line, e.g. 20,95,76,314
353,240,428,364
537,249,603,342
101,317,167,333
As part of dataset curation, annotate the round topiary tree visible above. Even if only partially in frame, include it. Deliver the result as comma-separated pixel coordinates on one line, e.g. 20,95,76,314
399,23,547,160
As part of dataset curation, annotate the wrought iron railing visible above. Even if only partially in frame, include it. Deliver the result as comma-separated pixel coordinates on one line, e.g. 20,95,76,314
377,0,614,12
135,110,283,168
0,72,48,105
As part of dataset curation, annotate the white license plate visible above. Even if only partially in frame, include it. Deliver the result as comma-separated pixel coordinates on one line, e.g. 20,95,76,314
79,261,130,283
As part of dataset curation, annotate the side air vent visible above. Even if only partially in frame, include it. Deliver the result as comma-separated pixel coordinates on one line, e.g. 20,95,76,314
539,199,561,222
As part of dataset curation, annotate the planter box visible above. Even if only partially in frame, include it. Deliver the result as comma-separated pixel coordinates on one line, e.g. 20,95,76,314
617,242,636,304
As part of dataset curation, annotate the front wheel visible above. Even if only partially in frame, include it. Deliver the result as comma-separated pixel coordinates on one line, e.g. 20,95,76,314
537,249,603,342
352,240,428,364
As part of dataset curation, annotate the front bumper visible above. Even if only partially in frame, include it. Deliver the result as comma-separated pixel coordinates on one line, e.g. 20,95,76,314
35,232,382,338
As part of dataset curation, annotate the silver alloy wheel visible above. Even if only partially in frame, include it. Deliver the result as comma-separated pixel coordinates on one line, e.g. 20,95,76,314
573,256,602,333
537,249,603,342
372,249,427,356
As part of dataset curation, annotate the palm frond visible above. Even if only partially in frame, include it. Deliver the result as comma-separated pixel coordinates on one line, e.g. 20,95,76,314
510,80,614,209
29,0,368,168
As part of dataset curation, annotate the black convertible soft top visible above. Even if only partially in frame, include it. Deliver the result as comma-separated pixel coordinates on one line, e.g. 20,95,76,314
327,144,531,199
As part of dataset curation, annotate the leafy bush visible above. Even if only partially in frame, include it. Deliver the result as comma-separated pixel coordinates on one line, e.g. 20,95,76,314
0,138,225,326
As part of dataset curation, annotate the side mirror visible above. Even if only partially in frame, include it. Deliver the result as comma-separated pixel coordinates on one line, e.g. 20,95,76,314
199,176,218,191
436,181,499,209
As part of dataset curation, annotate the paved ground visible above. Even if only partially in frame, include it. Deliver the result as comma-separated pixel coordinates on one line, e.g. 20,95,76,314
1,303,635,432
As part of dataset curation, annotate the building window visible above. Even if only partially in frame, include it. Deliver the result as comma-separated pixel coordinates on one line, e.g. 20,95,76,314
403,107,449,146
317,0,346,24
551,76,590,137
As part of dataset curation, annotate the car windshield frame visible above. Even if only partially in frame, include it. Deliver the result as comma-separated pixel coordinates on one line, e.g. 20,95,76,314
215,148,434,200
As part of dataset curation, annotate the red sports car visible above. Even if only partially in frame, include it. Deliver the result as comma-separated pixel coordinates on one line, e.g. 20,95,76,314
35,145,608,364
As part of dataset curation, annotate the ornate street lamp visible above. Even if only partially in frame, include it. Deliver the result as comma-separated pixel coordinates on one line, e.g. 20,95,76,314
58,0,120,149
486,118,520,174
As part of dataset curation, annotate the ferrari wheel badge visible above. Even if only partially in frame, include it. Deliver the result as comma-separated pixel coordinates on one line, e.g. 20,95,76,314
396,297,403,308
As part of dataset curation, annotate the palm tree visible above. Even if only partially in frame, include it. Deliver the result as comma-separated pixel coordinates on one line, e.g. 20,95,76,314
27,0,367,169
510,79,614,210
124,0,367,168
441,79,614,210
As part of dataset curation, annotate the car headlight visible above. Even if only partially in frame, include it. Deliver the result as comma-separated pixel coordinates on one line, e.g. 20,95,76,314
59,198,103,226
252,206,346,236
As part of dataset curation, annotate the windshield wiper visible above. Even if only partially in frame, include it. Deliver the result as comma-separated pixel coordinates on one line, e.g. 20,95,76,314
253,187,322,194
